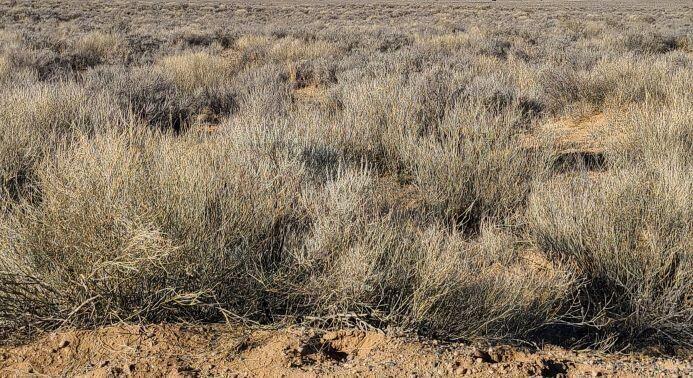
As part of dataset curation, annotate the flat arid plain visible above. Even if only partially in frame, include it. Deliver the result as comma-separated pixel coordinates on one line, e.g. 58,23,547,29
0,0,691,376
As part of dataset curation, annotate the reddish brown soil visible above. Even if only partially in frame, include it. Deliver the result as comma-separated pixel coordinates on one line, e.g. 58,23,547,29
1,325,690,377
521,112,617,153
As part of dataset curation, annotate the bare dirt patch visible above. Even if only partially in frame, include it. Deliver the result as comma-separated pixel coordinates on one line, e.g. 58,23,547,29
1,325,690,377
523,112,623,172
540,113,609,153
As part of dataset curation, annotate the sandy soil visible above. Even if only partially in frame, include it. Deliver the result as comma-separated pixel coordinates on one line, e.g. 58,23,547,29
1,324,690,377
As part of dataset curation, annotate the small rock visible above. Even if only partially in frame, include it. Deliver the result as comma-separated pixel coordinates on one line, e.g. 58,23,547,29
455,367,469,375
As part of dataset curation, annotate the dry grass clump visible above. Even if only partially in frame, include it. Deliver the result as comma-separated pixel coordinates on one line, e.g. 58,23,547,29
0,82,115,198
528,166,691,346
270,37,341,61
69,31,125,69
82,53,239,132
608,91,692,168
623,31,682,55
402,102,543,230
537,55,690,117
0,0,691,351
0,128,307,334
171,26,235,49
157,52,236,92
416,32,470,52
408,224,575,339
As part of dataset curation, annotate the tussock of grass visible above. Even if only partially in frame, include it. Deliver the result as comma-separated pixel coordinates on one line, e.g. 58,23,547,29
0,82,115,198
69,31,124,69
0,128,307,333
157,52,235,92
402,102,543,230
528,166,692,345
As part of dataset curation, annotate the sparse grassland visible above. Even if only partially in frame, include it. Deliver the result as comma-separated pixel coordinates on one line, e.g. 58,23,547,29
0,0,691,361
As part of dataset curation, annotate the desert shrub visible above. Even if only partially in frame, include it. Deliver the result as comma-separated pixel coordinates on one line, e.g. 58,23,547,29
316,75,407,169
0,54,36,85
0,136,575,341
123,32,165,65
153,53,239,125
232,64,291,119
416,32,470,53
1,31,124,79
409,224,575,339
374,30,413,52
84,66,192,131
405,67,463,134
85,55,238,132
234,35,271,64
599,58,690,108
0,82,115,198
623,31,679,54
287,58,337,89
0,127,308,334
461,74,543,119
282,169,575,339
538,45,691,115
0,55,9,81
537,66,612,114
401,102,545,231
67,31,124,70
608,95,693,168
476,37,512,59
297,68,543,227
308,65,462,171
2,46,73,80
157,51,235,92
528,167,692,345
171,27,235,48
528,52,693,347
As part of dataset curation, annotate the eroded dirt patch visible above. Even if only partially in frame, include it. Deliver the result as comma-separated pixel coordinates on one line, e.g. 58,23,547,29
1,325,690,377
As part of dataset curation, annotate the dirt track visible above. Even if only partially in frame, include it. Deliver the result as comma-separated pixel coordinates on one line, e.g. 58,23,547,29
1,325,690,377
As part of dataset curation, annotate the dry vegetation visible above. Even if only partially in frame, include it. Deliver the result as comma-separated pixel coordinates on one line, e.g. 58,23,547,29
0,0,691,354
